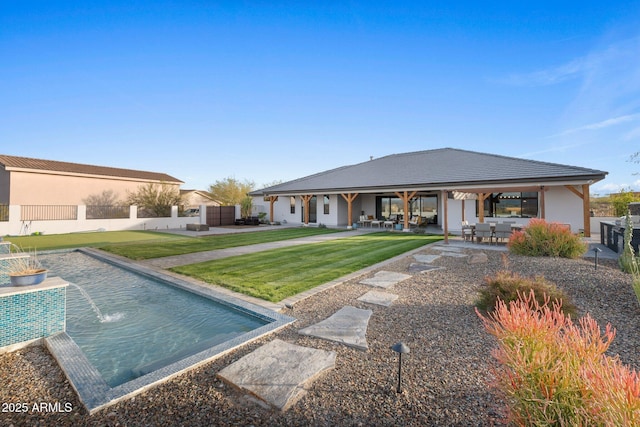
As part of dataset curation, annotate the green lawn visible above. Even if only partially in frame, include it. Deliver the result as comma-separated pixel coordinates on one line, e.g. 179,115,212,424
4,231,182,251
171,232,442,302
100,227,344,260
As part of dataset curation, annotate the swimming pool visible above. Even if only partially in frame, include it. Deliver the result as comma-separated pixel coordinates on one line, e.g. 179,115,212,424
40,248,294,413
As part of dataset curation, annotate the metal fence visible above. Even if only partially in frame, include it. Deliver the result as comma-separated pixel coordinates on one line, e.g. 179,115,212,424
137,206,171,218
0,205,7,222
206,206,236,226
21,205,78,221
86,205,130,219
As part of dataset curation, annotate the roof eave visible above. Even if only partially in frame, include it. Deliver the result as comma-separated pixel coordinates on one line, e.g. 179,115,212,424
252,173,607,196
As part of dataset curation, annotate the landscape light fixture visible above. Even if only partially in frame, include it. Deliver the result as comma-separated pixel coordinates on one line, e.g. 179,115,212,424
593,247,602,270
391,342,410,393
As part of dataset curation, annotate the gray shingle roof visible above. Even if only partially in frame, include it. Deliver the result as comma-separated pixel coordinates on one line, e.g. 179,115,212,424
252,148,607,195
0,154,183,183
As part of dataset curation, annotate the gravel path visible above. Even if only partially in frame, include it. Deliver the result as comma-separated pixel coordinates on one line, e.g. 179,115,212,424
1,245,636,426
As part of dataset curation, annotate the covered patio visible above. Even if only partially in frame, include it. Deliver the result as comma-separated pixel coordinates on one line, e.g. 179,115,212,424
250,148,607,241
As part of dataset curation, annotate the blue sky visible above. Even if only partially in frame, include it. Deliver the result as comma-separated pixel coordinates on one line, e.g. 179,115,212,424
2,1,640,195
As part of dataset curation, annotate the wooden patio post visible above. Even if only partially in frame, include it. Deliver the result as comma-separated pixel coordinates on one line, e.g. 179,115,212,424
539,186,546,219
301,195,312,225
564,184,591,237
395,190,417,231
477,193,486,223
268,196,278,224
340,193,359,229
583,184,591,237
443,190,449,244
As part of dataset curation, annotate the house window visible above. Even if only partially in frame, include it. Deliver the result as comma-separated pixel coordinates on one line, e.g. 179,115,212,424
290,196,295,214
476,192,538,218
323,195,330,214
375,195,437,222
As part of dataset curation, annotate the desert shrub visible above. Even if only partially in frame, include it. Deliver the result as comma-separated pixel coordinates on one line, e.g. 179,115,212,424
476,292,640,426
619,211,640,304
507,218,587,258
476,269,577,317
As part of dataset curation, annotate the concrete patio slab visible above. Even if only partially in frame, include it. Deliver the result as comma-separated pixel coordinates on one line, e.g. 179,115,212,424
359,271,412,289
357,290,398,307
298,306,373,350
217,339,336,411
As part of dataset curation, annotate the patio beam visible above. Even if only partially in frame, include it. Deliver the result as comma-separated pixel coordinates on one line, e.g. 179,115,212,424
340,193,359,229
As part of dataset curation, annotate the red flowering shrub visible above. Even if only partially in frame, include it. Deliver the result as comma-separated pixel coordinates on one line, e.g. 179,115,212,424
477,292,640,426
508,218,587,258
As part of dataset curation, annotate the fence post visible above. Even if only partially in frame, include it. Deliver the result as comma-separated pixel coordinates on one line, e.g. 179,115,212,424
78,205,87,221
130,205,138,219
171,205,178,218
199,204,207,224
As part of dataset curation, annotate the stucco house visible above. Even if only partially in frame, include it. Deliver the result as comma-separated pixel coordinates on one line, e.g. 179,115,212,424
0,154,183,206
180,189,220,208
249,148,607,238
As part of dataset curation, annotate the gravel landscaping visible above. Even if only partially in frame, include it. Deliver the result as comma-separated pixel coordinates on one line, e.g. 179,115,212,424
1,243,637,426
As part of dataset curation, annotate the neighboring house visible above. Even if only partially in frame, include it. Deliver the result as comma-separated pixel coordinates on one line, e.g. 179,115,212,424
0,154,183,205
249,148,607,237
180,189,220,208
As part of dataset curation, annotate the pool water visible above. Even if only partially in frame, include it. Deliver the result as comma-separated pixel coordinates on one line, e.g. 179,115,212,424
39,251,269,387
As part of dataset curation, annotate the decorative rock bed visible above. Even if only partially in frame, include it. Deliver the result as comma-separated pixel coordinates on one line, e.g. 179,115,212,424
0,245,636,426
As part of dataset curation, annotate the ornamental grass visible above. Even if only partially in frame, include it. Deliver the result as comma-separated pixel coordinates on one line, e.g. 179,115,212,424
477,291,640,426
476,269,577,318
507,218,587,258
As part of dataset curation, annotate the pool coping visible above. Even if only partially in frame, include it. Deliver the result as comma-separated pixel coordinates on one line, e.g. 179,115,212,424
43,248,295,414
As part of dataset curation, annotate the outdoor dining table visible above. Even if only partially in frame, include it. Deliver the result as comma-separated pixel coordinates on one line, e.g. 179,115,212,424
467,223,522,243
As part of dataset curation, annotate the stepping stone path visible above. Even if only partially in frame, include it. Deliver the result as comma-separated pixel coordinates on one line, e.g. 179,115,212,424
413,254,441,263
430,245,469,258
359,271,412,289
298,306,373,350
408,263,444,273
357,290,398,307
218,243,491,412
217,339,336,411
468,252,489,264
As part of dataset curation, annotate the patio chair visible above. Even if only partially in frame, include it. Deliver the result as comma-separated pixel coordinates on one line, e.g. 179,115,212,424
494,222,513,244
474,223,493,244
461,221,473,242
357,215,371,228
408,216,426,228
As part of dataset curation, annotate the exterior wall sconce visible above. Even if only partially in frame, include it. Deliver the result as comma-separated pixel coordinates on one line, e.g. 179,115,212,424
391,342,410,393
